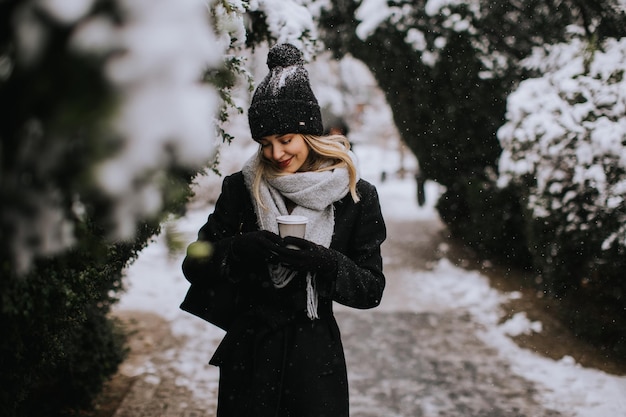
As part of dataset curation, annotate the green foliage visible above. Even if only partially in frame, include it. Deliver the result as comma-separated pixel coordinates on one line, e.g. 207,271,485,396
436,174,532,268
0,5,129,413
497,35,626,352
0,0,121,274
319,0,624,260
0,215,160,416
321,0,573,180
525,209,626,354
319,0,626,350
207,54,254,144
245,10,272,48
319,0,574,264
0,1,202,414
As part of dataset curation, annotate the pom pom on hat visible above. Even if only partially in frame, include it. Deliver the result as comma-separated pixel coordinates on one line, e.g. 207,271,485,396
267,43,305,69
248,44,323,140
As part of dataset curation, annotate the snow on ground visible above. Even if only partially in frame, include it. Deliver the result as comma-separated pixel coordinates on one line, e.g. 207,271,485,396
116,142,626,417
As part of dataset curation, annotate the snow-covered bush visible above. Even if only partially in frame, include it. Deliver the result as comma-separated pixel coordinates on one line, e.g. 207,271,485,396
317,2,626,269
0,0,240,413
0,0,318,414
498,37,626,293
317,0,575,264
2,0,229,274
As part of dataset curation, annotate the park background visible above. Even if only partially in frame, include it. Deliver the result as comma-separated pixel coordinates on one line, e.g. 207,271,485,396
1,0,625,416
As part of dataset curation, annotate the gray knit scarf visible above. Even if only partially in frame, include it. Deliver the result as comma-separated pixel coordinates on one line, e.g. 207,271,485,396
242,153,356,319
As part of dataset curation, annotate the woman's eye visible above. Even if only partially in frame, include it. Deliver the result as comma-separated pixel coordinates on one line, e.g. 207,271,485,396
281,140,291,145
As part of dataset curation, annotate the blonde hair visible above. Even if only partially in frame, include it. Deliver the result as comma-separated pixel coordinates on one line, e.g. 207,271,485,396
252,134,360,207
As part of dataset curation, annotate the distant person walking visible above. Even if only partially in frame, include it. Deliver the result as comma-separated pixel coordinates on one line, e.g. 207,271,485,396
415,168,426,207
323,114,350,136
181,43,386,417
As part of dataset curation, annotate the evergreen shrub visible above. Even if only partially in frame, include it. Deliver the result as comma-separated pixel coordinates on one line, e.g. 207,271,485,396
436,174,532,268
0,219,160,416
498,38,626,351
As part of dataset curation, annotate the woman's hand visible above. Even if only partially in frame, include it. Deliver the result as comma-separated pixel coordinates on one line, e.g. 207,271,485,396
230,230,283,266
274,236,337,276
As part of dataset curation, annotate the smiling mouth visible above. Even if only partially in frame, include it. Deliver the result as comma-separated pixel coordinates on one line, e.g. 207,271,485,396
277,158,292,169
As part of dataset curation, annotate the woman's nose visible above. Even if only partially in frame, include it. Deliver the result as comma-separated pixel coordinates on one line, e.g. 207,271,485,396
272,144,284,160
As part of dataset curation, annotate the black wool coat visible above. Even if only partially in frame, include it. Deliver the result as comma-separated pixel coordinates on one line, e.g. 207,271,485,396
181,171,386,417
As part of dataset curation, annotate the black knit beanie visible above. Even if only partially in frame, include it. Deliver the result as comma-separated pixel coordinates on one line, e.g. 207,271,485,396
248,44,323,140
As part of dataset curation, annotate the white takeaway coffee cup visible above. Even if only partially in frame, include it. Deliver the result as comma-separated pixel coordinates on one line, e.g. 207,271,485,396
276,215,308,239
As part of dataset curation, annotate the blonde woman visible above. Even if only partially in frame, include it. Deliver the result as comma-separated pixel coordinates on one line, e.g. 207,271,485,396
182,43,386,417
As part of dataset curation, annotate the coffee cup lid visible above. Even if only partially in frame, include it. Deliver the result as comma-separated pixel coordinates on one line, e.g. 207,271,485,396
276,215,309,224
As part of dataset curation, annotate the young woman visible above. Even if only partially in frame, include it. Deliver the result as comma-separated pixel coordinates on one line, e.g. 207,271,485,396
181,43,386,417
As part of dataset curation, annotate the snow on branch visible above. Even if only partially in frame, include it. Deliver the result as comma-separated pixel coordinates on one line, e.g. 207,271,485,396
249,0,319,58
498,37,626,251
3,0,320,274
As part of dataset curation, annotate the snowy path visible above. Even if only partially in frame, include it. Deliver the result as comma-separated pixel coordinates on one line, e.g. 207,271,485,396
113,176,626,417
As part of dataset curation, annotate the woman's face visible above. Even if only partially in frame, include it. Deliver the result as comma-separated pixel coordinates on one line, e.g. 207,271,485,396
259,133,310,173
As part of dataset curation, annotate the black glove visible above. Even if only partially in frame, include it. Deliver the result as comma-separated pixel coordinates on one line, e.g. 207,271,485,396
229,230,283,267
274,236,338,277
